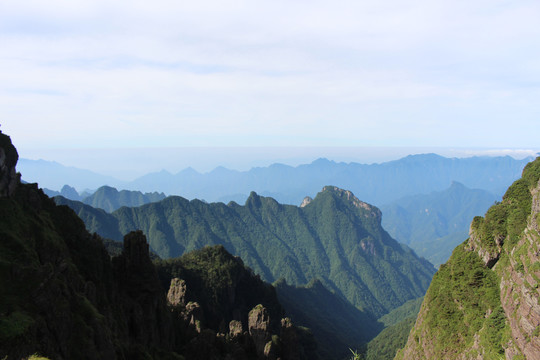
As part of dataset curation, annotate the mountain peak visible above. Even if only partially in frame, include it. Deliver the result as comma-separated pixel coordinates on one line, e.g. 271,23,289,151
300,196,313,208
245,191,262,207
321,186,374,211
448,180,467,190
311,158,335,166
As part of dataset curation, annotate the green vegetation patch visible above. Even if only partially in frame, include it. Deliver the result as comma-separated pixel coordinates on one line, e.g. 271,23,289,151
419,244,507,358
69,186,436,319
378,296,423,328
365,316,416,360
471,157,540,250
0,311,34,342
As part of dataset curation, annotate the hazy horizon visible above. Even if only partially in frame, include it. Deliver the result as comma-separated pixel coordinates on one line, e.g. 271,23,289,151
18,145,539,181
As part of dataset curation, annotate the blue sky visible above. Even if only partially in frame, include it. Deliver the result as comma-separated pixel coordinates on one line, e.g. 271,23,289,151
1,0,539,177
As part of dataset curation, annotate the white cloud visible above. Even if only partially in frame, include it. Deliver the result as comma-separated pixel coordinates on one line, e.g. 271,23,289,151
1,0,540,149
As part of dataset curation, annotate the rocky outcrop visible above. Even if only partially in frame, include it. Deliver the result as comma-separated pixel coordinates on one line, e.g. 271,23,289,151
299,196,312,208
467,222,502,268
322,185,378,210
229,319,243,337
163,273,316,360
0,131,20,197
184,301,204,333
498,177,540,359
167,277,187,308
249,304,272,357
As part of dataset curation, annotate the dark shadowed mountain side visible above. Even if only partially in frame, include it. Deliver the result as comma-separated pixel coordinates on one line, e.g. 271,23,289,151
381,182,499,266
56,187,436,319
0,132,321,360
82,185,166,212
55,195,124,241
123,155,529,206
396,156,540,359
274,279,383,360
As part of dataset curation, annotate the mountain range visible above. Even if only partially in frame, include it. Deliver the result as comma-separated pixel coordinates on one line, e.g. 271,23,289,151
50,179,498,269
381,182,498,266
20,154,531,207
55,186,436,319
7,128,540,359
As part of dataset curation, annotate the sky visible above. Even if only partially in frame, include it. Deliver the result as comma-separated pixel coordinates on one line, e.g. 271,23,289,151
1,0,539,178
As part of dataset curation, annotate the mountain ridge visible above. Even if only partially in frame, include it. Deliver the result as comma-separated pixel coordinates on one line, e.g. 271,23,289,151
20,154,531,206
55,185,436,319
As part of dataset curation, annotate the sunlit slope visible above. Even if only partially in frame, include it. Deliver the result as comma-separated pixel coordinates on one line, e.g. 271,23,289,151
396,157,540,359
58,186,436,318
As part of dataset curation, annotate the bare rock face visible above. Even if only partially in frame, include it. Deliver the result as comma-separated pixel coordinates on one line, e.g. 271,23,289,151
263,339,279,360
229,320,243,337
299,196,312,208
322,186,382,220
498,178,540,359
0,132,20,197
467,224,502,268
167,278,187,308
248,304,271,357
112,230,173,350
184,301,204,333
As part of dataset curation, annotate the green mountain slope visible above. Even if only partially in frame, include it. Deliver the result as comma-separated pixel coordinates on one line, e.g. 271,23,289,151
57,187,436,318
378,296,423,328
366,317,416,360
396,156,540,359
381,182,498,266
361,297,423,360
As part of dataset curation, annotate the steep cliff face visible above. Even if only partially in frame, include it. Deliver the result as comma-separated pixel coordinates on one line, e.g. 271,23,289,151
0,131,20,197
0,182,177,359
498,176,540,359
396,157,540,360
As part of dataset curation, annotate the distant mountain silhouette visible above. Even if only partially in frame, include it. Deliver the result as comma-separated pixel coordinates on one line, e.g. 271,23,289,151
123,154,529,206
381,181,499,266
18,158,123,190
20,154,530,207
82,185,166,212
